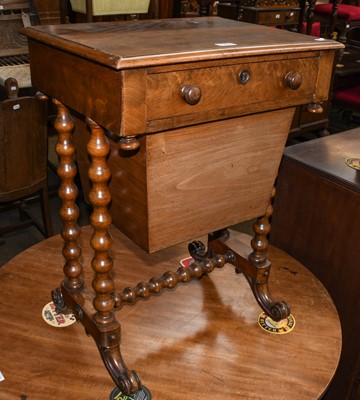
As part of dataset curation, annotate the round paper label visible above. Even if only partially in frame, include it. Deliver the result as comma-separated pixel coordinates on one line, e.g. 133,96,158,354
110,385,152,400
42,301,76,328
258,312,295,335
345,157,360,171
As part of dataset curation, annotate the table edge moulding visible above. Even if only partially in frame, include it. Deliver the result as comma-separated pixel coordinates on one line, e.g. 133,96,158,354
21,17,343,396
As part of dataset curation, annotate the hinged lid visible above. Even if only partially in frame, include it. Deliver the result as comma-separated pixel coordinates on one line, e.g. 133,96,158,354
21,17,343,69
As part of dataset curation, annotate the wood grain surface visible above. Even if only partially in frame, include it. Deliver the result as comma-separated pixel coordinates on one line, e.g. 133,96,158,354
21,17,342,136
22,18,342,68
75,109,293,252
0,226,341,399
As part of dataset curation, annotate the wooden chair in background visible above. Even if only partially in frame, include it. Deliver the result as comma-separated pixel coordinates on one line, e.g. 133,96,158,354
68,0,151,22
0,0,53,244
312,0,360,41
332,27,360,124
0,82,53,243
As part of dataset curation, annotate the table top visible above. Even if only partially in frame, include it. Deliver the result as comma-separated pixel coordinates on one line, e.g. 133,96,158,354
283,128,360,193
21,17,342,68
0,226,341,399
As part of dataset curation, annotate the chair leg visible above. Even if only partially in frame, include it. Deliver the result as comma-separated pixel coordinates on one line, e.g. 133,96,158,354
40,184,54,237
18,199,30,221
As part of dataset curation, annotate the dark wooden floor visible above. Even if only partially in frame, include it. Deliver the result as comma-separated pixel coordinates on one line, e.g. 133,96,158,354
0,227,341,399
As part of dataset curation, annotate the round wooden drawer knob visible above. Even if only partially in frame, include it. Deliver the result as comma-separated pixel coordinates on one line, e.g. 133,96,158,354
238,70,251,84
181,85,201,105
285,71,302,90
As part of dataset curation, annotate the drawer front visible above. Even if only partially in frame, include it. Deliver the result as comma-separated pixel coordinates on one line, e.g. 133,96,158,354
243,9,300,25
146,57,319,124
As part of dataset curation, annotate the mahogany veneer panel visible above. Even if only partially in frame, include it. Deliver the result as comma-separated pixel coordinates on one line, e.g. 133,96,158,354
75,108,293,252
0,227,341,399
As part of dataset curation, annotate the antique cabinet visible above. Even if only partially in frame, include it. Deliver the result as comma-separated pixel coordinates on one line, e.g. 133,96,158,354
22,17,342,395
217,0,302,27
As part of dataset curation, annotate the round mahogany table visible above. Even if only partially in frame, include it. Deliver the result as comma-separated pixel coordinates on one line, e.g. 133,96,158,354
0,226,341,400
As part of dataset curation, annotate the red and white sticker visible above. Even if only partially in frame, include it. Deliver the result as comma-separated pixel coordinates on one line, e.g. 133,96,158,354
179,256,195,268
42,302,76,328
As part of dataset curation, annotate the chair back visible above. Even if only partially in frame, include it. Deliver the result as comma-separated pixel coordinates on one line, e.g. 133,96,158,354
69,0,150,22
0,93,48,201
347,25,360,45
0,0,40,57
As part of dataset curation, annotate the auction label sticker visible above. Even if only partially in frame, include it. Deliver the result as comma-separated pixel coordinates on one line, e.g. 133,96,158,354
258,312,295,335
110,386,152,400
215,42,237,47
42,302,76,328
345,157,360,171
179,256,194,268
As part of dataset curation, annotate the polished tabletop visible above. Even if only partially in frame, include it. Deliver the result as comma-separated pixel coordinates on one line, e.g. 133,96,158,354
0,226,341,399
21,17,342,68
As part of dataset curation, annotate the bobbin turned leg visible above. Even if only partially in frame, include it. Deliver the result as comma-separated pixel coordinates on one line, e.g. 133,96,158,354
189,186,290,322
51,99,84,312
247,186,290,320
51,101,140,394
85,118,141,394
248,186,275,267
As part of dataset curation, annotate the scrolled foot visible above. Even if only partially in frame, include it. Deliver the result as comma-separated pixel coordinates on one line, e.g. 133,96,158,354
188,240,209,261
249,279,291,322
268,301,291,322
51,287,67,313
99,345,142,395
204,236,291,322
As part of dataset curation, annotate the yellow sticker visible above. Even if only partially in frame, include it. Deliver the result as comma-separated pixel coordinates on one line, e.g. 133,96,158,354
258,312,295,335
345,157,360,171
110,385,152,400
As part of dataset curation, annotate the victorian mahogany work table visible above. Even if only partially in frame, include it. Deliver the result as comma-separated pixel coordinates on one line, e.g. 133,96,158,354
22,18,342,396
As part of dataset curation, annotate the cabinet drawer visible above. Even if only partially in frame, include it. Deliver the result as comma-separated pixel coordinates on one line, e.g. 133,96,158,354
146,56,319,125
243,9,300,25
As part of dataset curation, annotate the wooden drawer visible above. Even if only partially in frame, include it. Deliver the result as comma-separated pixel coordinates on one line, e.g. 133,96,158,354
146,55,319,128
28,46,331,137
242,8,300,26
